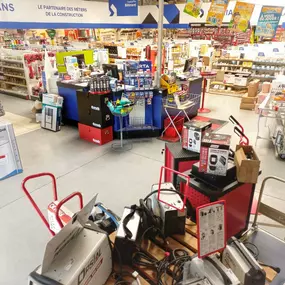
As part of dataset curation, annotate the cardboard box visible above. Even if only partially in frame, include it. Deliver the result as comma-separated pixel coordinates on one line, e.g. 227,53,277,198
0,121,23,180
248,80,260,97
240,102,255,110
199,133,231,176
47,201,73,234
182,121,212,153
235,145,260,184
241,94,257,104
224,74,235,84
42,93,63,107
235,77,248,87
41,104,62,132
216,70,225,82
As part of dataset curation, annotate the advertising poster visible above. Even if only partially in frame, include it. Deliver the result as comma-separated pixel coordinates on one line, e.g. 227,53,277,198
229,2,255,32
255,6,284,38
109,0,138,16
206,0,229,26
183,0,202,18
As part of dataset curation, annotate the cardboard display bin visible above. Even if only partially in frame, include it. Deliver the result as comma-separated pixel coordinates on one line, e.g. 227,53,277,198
235,145,260,184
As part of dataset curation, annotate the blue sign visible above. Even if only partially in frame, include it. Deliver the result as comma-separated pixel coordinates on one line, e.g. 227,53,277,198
255,6,284,38
258,52,265,57
109,0,138,17
139,61,152,72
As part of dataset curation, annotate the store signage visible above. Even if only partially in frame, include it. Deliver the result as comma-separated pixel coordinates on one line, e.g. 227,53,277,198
206,0,229,26
109,0,138,17
183,0,202,18
0,2,15,11
255,6,284,39
229,2,255,32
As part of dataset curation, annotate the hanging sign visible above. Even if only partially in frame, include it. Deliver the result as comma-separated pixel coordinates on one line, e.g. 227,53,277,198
109,0,138,17
183,0,202,18
255,6,284,39
206,0,229,26
229,1,255,32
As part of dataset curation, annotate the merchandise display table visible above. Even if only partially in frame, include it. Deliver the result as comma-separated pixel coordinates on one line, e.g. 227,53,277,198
105,219,277,284
57,81,89,121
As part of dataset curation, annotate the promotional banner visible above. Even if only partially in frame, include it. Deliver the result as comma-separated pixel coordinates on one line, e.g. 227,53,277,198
255,6,284,38
206,0,229,26
229,2,255,32
109,0,138,16
183,0,203,18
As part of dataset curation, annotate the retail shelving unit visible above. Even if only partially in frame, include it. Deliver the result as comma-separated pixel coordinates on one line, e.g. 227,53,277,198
210,57,252,96
0,49,41,99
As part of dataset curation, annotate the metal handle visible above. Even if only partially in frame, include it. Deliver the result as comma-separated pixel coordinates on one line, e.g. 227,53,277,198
22,173,58,236
229,115,244,133
55,192,84,229
234,126,249,146
253,176,285,227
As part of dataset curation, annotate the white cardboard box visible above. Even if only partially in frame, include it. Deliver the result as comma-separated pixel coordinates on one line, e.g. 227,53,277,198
0,120,23,180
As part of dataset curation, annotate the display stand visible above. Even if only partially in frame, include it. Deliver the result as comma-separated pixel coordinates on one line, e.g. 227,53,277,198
111,110,133,152
199,71,216,113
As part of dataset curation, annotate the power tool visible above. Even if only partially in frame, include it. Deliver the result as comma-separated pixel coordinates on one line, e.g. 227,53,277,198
188,255,240,285
222,237,266,285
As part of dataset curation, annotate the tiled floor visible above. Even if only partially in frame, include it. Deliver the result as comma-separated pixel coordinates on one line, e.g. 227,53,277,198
0,93,285,285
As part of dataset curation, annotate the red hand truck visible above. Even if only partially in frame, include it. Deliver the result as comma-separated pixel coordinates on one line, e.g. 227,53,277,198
22,172,83,236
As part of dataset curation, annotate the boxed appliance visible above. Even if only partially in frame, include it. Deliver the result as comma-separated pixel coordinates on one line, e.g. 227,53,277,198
42,93,63,107
182,121,212,153
199,133,231,176
0,121,23,181
224,74,235,84
41,104,62,132
235,145,260,184
78,123,113,145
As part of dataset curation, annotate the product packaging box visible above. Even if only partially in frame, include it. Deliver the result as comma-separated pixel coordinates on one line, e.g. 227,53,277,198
47,201,73,234
235,77,248,87
0,121,23,180
224,74,235,84
42,93,63,107
235,145,260,184
248,80,260,97
182,121,212,153
41,104,62,132
199,133,231,176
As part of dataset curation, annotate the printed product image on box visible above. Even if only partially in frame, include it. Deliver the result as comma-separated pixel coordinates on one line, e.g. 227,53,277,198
199,133,231,176
182,121,212,153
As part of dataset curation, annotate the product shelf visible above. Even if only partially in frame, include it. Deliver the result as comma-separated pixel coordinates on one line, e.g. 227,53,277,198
0,88,28,98
1,65,24,71
4,73,26,79
2,81,27,88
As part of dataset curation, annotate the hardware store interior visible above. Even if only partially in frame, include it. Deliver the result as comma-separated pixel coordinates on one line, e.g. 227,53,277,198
2,0,285,285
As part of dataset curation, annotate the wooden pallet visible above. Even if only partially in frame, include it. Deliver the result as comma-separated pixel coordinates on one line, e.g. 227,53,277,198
105,219,277,284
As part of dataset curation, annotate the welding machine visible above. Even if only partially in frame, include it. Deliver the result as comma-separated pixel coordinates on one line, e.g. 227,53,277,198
178,161,259,239
27,196,112,285
149,182,186,237
222,237,266,285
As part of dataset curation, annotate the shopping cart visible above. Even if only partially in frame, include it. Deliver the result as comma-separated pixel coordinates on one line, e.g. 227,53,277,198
22,172,83,236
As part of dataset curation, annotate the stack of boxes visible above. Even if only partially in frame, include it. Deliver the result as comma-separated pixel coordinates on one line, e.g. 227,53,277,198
77,91,113,145
240,79,260,110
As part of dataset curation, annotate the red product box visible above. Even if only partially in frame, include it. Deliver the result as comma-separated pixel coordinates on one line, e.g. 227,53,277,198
199,133,231,176
78,123,113,145
182,121,212,153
